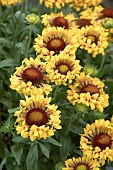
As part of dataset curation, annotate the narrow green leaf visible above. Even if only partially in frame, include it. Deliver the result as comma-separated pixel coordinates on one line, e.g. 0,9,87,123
71,126,84,134
8,107,20,114
11,144,23,165
26,144,38,170
39,142,50,158
41,137,62,146
0,59,19,68
12,136,30,143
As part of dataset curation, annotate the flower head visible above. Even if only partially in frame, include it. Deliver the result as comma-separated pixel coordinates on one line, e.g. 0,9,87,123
10,57,52,96
0,0,22,5
14,95,61,141
62,156,100,170
79,25,108,57
46,53,82,85
67,72,109,112
26,13,39,24
80,119,113,165
41,12,76,29
34,27,80,61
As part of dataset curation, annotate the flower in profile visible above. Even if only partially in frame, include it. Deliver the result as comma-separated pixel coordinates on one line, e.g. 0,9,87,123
80,119,113,165
62,156,100,170
83,64,97,76
39,0,71,9
101,18,113,29
26,13,39,24
41,12,76,29
34,27,80,61
70,0,102,12
0,0,22,5
46,53,82,85
67,72,109,112
79,25,108,57
10,57,52,96
14,95,61,141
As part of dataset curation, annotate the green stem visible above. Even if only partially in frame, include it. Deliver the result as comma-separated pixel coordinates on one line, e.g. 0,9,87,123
54,85,59,100
26,25,32,58
99,55,105,69
24,0,29,12
85,53,91,65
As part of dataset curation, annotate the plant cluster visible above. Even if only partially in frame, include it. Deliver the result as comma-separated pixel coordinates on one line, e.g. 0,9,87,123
0,0,113,170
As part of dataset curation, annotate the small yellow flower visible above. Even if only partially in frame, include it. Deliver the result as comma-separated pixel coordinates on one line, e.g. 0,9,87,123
41,12,76,29
0,0,22,5
78,25,108,57
14,95,62,141
34,27,80,61
62,156,100,170
26,13,39,24
67,72,109,112
10,56,52,96
46,53,82,85
80,119,113,165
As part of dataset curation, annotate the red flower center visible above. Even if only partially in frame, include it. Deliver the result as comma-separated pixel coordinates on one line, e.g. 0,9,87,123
55,61,72,75
22,67,43,85
52,17,69,29
26,108,48,126
86,34,98,44
76,19,91,28
80,84,100,95
92,133,112,151
74,163,90,170
47,38,66,54
102,8,113,18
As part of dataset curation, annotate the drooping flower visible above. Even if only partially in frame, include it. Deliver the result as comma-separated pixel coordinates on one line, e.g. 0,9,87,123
39,0,71,9
26,13,39,24
10,57,52,96
70,0,102,12
34,27,80,61
80,119,113,165
67,72,109,112
62,156,100,170
78,25,108,57
14,95,61,141
46,53,82,85
41,12,76,29
0,0,22,5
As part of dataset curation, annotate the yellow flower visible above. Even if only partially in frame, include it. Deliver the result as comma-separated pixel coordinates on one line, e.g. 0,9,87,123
80,119,113,165
26,13,39,24
10,56,52,96
62,156,100,170
41,12,76,29
0,0,22,5
70,0,102,12
108,28,113,42
34,27,80,61
39,0,71,9
78,25,108,57
75,18,92,29
46,53,82,85
14,95,61,141
67,72,109,112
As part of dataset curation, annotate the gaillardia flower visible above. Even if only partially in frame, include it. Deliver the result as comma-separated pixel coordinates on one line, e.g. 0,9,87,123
14,95,61,141
67,72,109,112
10,57,52,96
0,0,22,5
39,0,71,9
62,156,100,170
70,0,102,12
75,18,92,28
79,25,108,57
80,119,113,165
46,53,82,85
34,27,79,61
41,12,76,29
26,13,39,24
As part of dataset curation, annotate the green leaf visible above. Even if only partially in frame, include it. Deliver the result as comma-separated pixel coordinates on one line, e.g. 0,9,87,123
26,144,38,170
12,136,30,143
39,142,50,158
60,135,71,161
41,137,62,146
0,59,19,68
71,126,84,134
11,144,23,165
0,157,7,170
8,107,20,114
